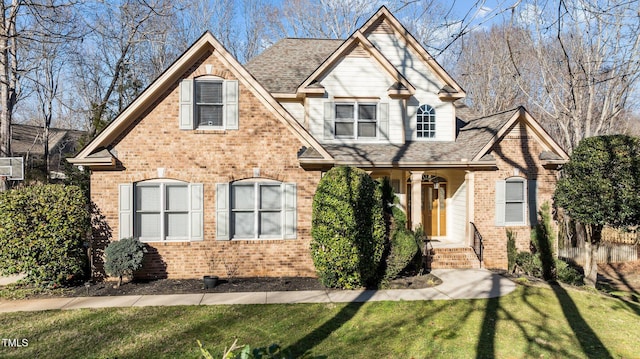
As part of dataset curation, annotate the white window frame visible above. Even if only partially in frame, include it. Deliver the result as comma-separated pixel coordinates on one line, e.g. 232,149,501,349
417,104,436,139
334,102,378,139
230,180,285,240
195,78,224,130
504,178,527,226
134,180,191,242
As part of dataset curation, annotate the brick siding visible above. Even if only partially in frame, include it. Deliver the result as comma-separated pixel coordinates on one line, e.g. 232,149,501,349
90,50,321,280
472,122,560,269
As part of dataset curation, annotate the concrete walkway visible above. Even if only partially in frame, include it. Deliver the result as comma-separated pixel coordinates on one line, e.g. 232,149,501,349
0,269,517,313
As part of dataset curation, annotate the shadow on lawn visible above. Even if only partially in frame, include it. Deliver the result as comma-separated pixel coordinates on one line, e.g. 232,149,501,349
475,274,502,358
283,290,374,357
550,284,613,359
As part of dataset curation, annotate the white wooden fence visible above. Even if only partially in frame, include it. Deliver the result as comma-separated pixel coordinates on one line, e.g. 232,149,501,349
558,244,638,264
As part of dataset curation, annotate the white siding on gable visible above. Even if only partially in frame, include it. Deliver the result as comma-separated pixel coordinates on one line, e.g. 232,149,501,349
322,57,392,98
406,100,455,142
280,101,305,125
307,56,405,144
367,32,457,142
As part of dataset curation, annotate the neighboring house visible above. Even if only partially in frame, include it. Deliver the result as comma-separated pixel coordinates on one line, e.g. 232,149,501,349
70,7,568,280
12,124,86,179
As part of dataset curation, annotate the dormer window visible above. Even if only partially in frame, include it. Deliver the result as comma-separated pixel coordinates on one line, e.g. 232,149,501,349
417,104,435,138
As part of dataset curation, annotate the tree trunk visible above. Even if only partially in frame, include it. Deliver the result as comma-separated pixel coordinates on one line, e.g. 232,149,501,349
583,237,597,287
579,222,601,287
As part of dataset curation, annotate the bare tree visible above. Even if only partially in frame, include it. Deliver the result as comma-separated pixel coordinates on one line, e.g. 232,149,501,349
76,0,174,137
0,0,80,189
454,25,531,115
25,2,78,181
508,0,640,152
267,0,382,39
0,0,20,191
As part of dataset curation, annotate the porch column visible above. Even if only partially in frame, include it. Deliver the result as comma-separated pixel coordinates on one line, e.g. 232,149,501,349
410,171,423,230
465,170,475,245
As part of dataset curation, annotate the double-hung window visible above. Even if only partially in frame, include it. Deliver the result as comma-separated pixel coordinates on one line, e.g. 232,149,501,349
216,181,297,240
334,103,377,139
179,76,238,130
496,178,533,226
195,80,223,128
119,181,203,242
505,180,525,224
232,182,282,238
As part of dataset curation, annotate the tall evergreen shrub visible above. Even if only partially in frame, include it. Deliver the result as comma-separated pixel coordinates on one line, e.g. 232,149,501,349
310,166,385,289
0,184,89,287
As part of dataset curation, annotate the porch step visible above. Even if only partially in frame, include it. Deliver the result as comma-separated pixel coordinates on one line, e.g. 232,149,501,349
427,247,481,269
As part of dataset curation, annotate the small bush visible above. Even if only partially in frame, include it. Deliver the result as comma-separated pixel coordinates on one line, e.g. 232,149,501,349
514,251,542,278
0,184,89,287
104,237,147,287
532,202,556,280
555,259,583,286
384,228,420,281
310,166,385,289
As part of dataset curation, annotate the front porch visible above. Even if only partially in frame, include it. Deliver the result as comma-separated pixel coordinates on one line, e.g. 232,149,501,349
370,168,483,269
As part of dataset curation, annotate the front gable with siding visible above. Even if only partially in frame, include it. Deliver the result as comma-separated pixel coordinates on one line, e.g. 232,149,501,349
246,7,569,271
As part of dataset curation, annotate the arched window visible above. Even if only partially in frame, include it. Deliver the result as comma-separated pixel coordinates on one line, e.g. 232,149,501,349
417,105,435,138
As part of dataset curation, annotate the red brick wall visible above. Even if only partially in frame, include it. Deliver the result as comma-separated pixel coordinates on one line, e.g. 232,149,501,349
473,122,560,269
90,50,321,280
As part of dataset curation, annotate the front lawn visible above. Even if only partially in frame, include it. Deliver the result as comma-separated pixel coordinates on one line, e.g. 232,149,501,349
0,284,638,358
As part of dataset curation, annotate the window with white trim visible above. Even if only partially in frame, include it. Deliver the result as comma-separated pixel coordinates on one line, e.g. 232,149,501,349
496,178,532,226
216,180,297,240
335,103,377,139
195,80,223,127
505,179,525,224
119,181,203,242
417,104,435,138
179,77,238,130
232,182,283,238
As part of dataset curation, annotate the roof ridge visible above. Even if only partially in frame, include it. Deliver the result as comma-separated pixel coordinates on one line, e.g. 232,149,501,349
465,107,521,122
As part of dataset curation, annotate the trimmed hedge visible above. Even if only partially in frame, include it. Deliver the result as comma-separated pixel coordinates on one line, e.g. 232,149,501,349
310,166,385,289
0,184,89,287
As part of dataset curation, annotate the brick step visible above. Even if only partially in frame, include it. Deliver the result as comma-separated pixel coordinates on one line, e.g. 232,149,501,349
427,247,481,269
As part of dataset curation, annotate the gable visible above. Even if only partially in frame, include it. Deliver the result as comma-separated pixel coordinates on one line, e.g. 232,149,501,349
360,7,465,99
474,107,569,166
298,31,415,98
70,32,333,167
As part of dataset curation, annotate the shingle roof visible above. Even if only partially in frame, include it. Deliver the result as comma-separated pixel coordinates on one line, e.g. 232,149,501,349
314,109,517,166
245,38,344,94
12,124,85,156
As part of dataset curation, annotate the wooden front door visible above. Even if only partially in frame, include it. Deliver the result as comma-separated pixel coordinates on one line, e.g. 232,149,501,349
423,184,446,237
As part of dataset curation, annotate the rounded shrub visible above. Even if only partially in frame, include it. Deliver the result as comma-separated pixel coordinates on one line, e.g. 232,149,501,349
383,227,420,282
104,237,147,287
0,184,89,287
310,166,385,289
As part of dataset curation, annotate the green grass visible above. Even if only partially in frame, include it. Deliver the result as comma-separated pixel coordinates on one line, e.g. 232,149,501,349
0,284,638,358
